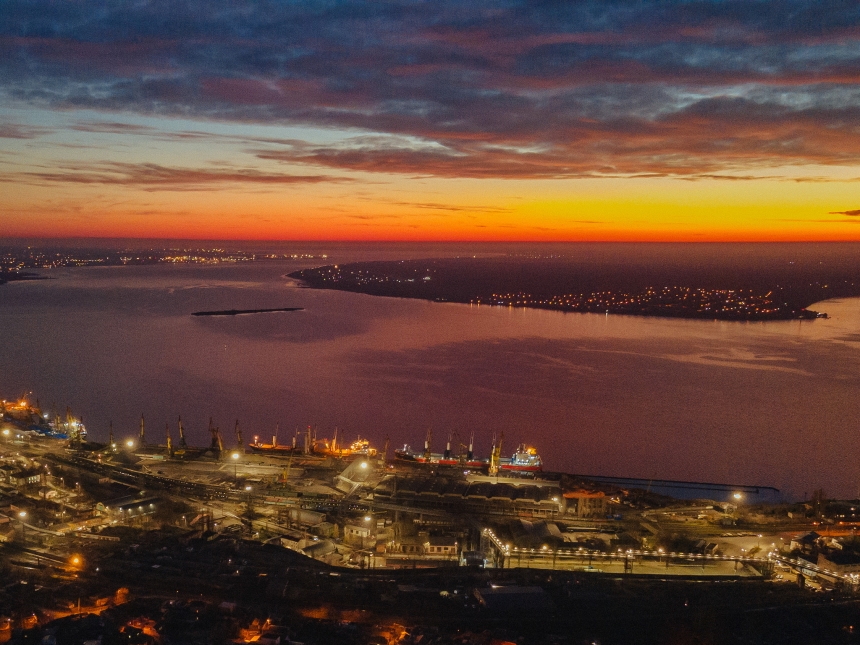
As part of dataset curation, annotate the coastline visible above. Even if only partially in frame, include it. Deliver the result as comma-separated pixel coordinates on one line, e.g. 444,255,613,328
288,262,833,322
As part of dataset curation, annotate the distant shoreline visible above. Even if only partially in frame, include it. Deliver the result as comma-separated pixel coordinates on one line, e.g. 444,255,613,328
288,259,839,322
191,307,304,317
292,281,826,321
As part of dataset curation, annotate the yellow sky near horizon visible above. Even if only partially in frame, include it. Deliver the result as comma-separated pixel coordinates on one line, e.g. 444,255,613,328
3,161,859,241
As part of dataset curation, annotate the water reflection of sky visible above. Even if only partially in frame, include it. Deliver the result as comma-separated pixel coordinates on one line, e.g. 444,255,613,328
2,262,859,500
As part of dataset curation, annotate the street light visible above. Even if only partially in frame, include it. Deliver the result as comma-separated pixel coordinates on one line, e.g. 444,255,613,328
126,439,134,449
231,452,240,480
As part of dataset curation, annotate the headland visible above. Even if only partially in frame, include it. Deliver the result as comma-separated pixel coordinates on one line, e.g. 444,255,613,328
288,257,854,321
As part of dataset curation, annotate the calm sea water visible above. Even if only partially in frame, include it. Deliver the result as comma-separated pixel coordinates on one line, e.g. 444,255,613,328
2,243,859,500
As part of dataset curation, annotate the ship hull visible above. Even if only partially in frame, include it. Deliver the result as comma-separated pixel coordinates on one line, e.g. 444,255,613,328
499,464,542,473
248,444,308,456
394,451,488,470
248,444,375,461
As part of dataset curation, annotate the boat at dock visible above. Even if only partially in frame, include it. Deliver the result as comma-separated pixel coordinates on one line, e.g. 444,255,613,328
499,444,543,473
249,426,377,460
394,430,542,473
394,429,486,469
1,399,82,441
394,446,489,470
248,434,303,455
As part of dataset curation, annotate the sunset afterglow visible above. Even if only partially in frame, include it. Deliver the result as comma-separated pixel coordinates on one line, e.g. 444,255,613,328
2,1,860,241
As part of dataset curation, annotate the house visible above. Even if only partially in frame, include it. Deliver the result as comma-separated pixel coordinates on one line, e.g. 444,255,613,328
0,464,18,484
302,539,337,561
10,467,42,488
278,528,306,551
423,536,458,558
388,536,423,556
790,531,820,554
563,490,607,518
0,463,43,488
343,521,374,548
818,550,860,575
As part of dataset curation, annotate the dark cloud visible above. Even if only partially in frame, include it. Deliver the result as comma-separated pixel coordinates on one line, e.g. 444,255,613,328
390,202,512,213
0,122,51,139
70,122,159,135
346,214,403,221
830,209,860,216
2,1,860,179
2,162,349,190
252,96,860,179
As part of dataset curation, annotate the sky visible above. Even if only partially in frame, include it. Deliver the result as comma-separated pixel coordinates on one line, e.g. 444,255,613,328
2,0,860,242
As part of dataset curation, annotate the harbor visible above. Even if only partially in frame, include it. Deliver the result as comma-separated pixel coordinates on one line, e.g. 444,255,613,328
2,395,859,643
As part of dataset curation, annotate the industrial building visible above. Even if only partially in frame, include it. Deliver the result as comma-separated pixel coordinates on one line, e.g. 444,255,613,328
372,474,564,517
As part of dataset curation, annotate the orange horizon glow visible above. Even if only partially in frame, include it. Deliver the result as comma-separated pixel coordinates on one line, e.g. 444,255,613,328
3,2,860,243
4,176,859,243
6,229,860,243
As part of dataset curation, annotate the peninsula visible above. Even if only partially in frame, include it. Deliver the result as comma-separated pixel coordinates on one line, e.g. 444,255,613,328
287,256,859,321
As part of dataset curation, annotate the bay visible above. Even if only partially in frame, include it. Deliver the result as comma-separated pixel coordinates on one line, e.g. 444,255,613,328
1,247,859,500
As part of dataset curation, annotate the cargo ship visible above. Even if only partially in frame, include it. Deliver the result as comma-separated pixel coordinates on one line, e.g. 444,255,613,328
249,426,376,460
1,399,83,441
337,437,377,458
499,444,543,473
394,430,487,469
394,430,542,473
249,432,302,456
